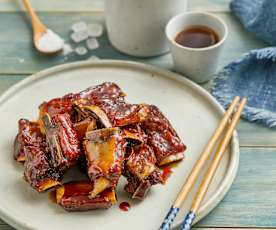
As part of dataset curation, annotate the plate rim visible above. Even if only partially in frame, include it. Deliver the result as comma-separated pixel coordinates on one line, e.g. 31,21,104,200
0,60,239,230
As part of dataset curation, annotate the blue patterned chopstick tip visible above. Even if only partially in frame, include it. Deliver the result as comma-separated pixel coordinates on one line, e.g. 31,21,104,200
180,211,196,230
159,206,180,230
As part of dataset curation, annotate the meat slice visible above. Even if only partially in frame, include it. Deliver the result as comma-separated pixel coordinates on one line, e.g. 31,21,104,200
75,82,147,127
39,93,79,133
74,118,97,141
39,82,142,129
122,124,148,147
43,113,81,170
14,119,45,162
79,82,125,103
38,82,123,132
142,105,186,166
24,146,61,192
123,144,163,200
55,181,117,211
72,99,112,128
72,98,147,128
96,100,148,127
83,127,126,198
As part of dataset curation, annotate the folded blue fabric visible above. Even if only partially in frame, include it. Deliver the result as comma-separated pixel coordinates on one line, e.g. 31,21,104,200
212,47,276,128
230,0,276,45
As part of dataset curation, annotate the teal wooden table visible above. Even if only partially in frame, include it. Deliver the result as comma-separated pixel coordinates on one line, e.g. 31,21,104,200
1,0,276,229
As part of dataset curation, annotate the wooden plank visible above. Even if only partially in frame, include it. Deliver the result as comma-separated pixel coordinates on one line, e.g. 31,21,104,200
0,224,14,230
0,75,23,93
0,219,13,229
237,122,276,147
0,0,104,12
215,13,266,67
0,223,274,230
0,12,266,74
0,0,231,12
0,220,6,225
189,0,231,12
196,147,276,228
0,12,173,74
1,226,273,230
194,229,276,230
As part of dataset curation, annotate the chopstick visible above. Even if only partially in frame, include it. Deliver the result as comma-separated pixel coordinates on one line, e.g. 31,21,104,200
180,97,247,230
159,97,246,230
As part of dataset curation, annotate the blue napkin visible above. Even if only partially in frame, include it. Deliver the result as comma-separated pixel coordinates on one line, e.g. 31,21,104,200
211,0,276,128
230,0,276,45
212,47,276,128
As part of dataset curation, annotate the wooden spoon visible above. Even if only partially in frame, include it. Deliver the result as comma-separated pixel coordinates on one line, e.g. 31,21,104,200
23,0,64,54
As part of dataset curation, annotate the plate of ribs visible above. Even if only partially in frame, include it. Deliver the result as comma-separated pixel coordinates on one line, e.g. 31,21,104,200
0,60,239,230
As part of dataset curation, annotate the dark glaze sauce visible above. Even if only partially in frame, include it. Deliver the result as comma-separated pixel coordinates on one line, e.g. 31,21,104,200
119,202,131,211
49,190,57,203
62,181,94,198
162,166,173,182
175,25,219,48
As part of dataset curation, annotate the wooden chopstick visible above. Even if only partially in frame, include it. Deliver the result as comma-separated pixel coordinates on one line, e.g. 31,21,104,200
174,96,240,208
180,97,247,230
159,96,244,230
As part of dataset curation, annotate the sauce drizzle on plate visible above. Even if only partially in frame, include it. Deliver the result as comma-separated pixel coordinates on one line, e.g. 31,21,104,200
119,202,131,212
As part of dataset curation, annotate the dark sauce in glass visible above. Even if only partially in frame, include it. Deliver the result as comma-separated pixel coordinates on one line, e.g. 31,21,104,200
175,25,219,48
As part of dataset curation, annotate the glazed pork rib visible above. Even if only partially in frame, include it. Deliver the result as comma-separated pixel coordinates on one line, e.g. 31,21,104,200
79,81,125,103
14,119,62,192
24,146,61,192
14,119,45,162
142,105,186,166
92,100,148,127
72,98,148,128
74,118,97,141
55,181,117,211
83,127,126,198
38,93,78,134
43,113,81,170
38,82,124,132
72,99,113,128
122,124,147,148
77,82,147,127
123,144,163,199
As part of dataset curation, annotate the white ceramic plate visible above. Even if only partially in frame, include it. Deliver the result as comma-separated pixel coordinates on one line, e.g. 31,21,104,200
0,61,239,230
